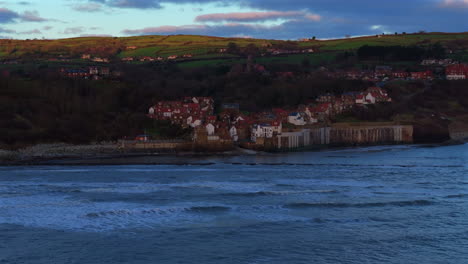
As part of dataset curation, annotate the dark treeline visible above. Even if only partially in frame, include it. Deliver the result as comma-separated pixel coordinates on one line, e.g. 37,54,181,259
1,58,467,147
357,43,446,61
0,63,370,148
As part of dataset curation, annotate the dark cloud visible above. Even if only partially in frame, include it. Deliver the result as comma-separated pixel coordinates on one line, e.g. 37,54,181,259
0,8,19,23
0,8,49,24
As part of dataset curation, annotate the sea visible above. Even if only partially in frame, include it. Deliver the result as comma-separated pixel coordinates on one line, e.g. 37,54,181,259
0,144,467,264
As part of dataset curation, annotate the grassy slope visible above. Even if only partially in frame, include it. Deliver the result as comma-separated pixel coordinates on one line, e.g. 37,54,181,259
0,33,467,66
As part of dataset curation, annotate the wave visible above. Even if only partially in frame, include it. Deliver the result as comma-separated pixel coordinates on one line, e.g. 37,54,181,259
223,162,463,168
188,206,231,213
445,194,468,199
221,190,338,197
284,199,434,209
84,205,231,218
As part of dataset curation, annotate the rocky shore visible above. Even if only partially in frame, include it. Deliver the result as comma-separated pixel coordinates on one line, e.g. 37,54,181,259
0,143,119,164
0,143,258,166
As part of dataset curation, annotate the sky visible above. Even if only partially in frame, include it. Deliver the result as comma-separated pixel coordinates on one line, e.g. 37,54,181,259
0,0,466,40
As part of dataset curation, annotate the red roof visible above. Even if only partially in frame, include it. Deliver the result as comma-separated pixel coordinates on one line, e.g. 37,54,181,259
446,64,468,75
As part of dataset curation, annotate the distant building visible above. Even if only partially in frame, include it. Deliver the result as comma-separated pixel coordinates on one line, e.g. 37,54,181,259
446,64,468,80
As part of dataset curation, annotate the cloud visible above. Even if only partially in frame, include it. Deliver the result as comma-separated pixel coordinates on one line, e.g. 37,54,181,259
72,3,104,12
43,25,53,30
440,0,468,8
89,0,162,9
0,8,49,23
195,11,307,22
122,24,207,34
63,27,85,34
80,33,113,37
20,10,48,22
304,14,321,21
19,28,41,34
0,8,19,23
0,26,15,33
121,23,284,39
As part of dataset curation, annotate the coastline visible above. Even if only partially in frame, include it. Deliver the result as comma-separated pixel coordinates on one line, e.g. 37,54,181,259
1,141,465,166
0,143,260,166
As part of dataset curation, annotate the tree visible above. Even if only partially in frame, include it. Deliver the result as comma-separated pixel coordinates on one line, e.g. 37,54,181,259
301,58,311,68
244,43,260,56
227,42,239,55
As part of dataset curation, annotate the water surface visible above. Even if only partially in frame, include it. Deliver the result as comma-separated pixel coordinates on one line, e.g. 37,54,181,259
1,144,467,263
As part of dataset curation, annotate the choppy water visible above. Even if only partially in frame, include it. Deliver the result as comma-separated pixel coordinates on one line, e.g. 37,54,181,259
1,144,467,264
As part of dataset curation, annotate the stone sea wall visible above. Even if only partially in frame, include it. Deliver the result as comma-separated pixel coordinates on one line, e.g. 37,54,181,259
277,124,413,150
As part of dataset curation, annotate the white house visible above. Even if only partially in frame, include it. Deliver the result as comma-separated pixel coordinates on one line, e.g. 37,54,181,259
365,93,376,104
251,123,281,142
229,126,239,142
187,116,202,128
206,123,215,136
287,112,307,126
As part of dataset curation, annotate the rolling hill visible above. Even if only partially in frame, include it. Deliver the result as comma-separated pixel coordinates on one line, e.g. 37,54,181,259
0,32,467,65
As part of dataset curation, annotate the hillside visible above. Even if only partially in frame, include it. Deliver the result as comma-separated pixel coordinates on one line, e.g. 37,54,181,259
1,32,468,149
0,32,467,63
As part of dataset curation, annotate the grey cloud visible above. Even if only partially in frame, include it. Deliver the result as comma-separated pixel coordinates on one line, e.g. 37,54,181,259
0,8,19,23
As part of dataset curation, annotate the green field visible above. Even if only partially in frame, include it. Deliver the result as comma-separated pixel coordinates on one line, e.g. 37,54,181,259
0,32,467,64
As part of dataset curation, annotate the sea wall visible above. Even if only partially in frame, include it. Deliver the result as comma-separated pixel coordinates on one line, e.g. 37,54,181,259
448,122,468,141
119,140,192,151
276,123,413,150
329,124,413,145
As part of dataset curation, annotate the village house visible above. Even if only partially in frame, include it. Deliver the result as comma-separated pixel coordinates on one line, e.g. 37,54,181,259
92,57,109,63
81,54,91,59
375,66,392,78
288,112,307,126
411,70,434,80
148,97,214,128
167,55,178,60
392,71,410,79
341,92,359,108
206,123,216,136
100,67,110,76
421,59,455,66
89,67,99,75
251,121,282,142
64,69,90,78
122,57,134,62
316,93,335,103
345,70,362,80
140,56,155,62
229,126,239,142
446,64,468,80
308,103,333,121
421,59,438,66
